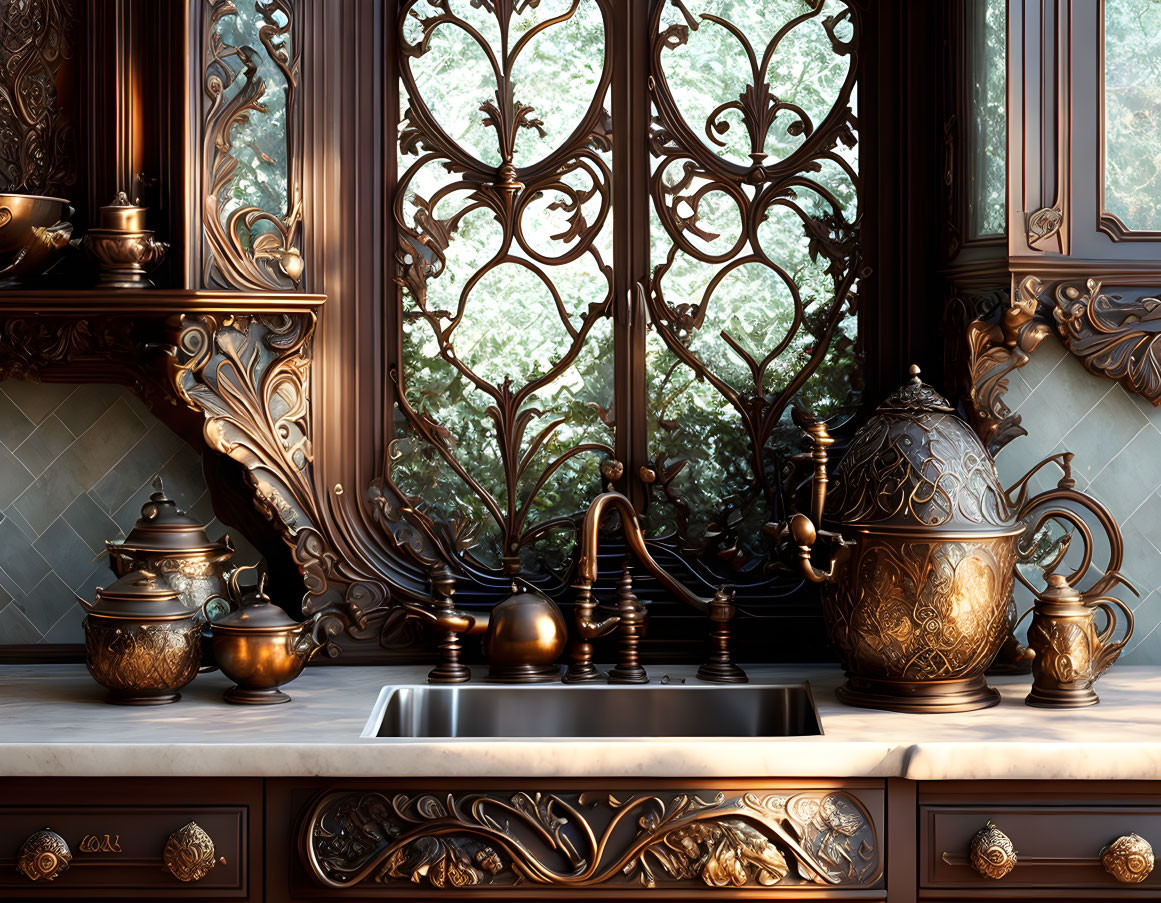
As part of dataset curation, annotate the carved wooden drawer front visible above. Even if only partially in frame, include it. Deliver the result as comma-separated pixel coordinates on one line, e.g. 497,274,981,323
0,778,260,900
288,781,885,898
921,804,1161,893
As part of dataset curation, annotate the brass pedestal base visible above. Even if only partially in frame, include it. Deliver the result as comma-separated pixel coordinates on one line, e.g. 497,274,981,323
106,691,181,706
224,685,291,705
485,664,561,684
836,674,1000,713
1026,685,1100,708
697,660,749,683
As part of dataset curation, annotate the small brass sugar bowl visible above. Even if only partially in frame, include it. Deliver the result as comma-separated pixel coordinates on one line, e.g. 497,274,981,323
78,569,202,705
205,573,336,705
79,191,168,287
107,480,234,614
1026,573,1134,707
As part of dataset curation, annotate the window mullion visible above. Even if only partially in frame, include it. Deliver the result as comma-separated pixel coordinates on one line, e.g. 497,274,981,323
611,0,654,512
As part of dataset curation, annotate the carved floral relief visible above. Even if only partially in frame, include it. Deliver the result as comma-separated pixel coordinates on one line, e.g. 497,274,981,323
304,788,880,892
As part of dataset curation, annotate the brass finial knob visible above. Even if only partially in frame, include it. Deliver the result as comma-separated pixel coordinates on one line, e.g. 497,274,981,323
1102,833,1154,884
969,821,1016,879
163,822,222,882
18,829,72,881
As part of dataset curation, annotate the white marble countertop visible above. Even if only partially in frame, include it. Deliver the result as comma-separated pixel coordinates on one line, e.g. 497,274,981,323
2,662,1160,780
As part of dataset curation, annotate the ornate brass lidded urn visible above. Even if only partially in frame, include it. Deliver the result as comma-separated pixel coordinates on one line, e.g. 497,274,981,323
106,480,234,614
78,569,202,705
771,366,1024,713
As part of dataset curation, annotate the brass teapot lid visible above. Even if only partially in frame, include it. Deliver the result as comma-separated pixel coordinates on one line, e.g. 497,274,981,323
87,569,190,620
210,574,300,632
825,365,1017,533
115,479,222,554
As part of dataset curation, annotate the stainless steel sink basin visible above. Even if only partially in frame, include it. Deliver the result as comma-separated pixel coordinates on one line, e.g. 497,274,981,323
363,682,821,738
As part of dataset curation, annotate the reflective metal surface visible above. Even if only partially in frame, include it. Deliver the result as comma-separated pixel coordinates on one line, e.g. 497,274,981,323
366,683,821,739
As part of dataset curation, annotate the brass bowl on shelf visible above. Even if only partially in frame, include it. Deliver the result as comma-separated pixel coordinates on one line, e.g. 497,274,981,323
0,193,73,284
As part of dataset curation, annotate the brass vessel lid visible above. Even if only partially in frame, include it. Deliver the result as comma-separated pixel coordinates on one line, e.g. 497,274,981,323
1035,573,1087,608
210,575,300,632
825,365,1017,533
88,569,190,620
114,480,222,554
95,191,147,231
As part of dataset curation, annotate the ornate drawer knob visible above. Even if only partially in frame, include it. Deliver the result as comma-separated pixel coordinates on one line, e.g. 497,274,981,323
969,821,1017,879
1102,833,1154,884
18,828,72,881
163,821,224,882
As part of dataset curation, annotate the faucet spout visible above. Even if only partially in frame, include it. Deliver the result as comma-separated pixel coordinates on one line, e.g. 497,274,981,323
564,491,746,684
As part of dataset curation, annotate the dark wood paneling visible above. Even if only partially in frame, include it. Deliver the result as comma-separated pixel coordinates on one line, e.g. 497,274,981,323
0,777,262,902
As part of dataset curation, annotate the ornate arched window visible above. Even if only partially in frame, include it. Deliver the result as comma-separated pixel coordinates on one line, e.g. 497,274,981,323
378,0,864,660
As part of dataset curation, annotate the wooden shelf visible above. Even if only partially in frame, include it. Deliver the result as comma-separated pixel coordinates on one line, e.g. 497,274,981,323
0,289,325,316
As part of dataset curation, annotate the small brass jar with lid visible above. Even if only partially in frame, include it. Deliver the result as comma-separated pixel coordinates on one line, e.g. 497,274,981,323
107,481,234,614
79,191,168,287
78,570,202,705
1026,573,1134,707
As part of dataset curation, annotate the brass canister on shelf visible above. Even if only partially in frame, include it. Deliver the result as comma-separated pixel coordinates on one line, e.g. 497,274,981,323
77,570,201,705
107,481,234,615
78,191,167,287
1025,573,1134,707
769,365,1125,714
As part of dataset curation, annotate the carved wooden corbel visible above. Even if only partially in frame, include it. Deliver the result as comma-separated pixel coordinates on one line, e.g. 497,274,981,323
1054,278,1161,405
964,275,1053,455
163,311,383,631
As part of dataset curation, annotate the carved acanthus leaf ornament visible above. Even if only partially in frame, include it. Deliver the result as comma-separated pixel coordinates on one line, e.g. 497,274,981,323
964,275,1052,455
1053,278,1161,405
163,313,381,633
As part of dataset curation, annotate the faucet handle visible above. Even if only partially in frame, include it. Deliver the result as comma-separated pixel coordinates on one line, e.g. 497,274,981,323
563,585,617,683
696,587,747,684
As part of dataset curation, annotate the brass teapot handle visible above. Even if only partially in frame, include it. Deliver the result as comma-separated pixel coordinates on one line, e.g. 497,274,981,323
1013,481,1132,603
1092,595,1135,678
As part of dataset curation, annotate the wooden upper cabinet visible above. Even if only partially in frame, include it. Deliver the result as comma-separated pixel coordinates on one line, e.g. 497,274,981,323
1010,0,1161,264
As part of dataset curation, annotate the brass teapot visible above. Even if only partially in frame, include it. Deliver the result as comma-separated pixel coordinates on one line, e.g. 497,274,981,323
204,570,345,704
769,366,1124,713
1025,573,1134,707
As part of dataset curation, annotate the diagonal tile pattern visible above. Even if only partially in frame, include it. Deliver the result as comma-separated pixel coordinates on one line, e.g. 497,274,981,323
996,337,1161,664
0,381,261,647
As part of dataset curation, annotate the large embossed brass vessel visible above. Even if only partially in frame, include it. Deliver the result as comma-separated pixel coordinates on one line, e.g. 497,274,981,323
773,367,1023,712
78,570,202,705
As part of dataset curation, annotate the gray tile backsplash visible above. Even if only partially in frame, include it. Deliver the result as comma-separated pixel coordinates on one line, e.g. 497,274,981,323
995,337,1161,664
0,381,261,647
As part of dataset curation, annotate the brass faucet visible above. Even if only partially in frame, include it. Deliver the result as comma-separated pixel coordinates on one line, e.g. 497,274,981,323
401,564,487,683
563,491,747,684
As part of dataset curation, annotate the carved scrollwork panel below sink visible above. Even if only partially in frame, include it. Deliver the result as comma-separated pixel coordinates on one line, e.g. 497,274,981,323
302,788,881,892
